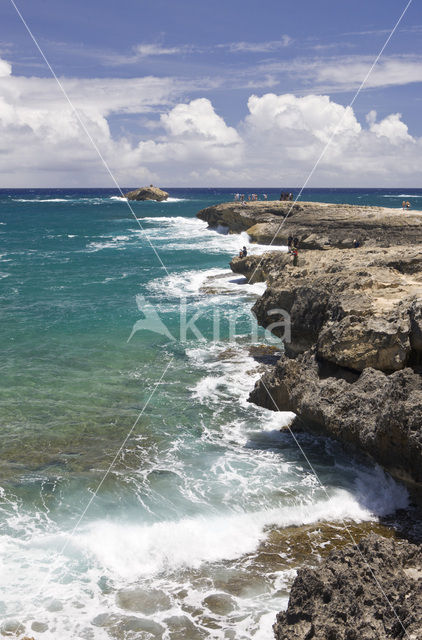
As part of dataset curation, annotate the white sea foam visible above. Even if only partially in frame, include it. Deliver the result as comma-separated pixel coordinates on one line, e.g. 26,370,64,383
112,196,186,203
133,215,287,255
13,198,69,202
72,469,407,580
85,235,131,252
149,267,266,301
384,194,422,198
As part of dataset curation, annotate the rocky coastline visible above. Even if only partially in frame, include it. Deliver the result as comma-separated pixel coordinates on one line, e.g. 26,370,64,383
197,200,422,638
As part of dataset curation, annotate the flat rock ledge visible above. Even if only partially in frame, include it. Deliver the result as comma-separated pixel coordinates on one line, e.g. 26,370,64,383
274,533,422,640
197,200,422,249
124,185,169,201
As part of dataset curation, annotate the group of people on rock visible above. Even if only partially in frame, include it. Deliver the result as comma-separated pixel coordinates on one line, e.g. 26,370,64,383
238,246,248,258
234,193,268,202
280,192,293,201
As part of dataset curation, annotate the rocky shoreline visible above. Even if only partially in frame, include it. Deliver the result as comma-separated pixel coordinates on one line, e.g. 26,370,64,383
197,200,422,638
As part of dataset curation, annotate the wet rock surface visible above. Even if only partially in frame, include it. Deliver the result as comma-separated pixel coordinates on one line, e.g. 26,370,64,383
274,533,422,640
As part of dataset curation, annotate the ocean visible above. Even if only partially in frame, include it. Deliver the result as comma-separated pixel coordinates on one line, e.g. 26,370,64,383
0,187,418,639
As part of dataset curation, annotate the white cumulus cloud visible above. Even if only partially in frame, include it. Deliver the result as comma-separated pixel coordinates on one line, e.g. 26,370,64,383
0,56,421,187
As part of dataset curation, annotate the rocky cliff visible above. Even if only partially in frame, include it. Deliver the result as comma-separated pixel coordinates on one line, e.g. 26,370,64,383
199,199,422,638
229,238,422,485
274,533,422,640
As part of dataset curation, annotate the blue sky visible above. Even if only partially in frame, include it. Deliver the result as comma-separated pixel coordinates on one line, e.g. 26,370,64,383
0,0,421,186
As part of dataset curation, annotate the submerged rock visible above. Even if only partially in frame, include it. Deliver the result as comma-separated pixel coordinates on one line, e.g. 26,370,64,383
31,621,49,633
0,620,26,636
116,587,171,614
274,534,422,640
202,593,238,615
124,185,169,201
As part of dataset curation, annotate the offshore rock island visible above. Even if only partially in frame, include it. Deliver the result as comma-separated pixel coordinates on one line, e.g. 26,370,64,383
197,199,422,639
124,185,169,201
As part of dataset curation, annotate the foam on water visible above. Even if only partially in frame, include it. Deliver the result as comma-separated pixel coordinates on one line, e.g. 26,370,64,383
0,458,408,639
132,216,287,255
12,198,69,202
0,188,414,639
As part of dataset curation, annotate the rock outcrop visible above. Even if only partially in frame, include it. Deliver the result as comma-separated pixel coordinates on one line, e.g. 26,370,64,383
235,246,422,484
198,201,422,249
249,351,422,484
208,201,422,640
125,185,169,201
232,248,422,372
274,533,422,640
221,204,422,485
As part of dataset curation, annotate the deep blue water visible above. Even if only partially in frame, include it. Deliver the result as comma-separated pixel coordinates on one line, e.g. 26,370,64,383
0,187,412,639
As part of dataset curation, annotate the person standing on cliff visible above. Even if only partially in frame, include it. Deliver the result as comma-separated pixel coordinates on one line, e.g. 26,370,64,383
287,236,293,253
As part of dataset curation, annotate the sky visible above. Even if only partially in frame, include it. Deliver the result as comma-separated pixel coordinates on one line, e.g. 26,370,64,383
0,0,421,187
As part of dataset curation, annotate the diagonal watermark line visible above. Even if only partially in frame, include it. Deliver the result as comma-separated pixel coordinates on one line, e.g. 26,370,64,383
8,0,171,278
259,376,411,639
247,0,413,285
56,357,173,553
5,4,177,631
13,357,173,623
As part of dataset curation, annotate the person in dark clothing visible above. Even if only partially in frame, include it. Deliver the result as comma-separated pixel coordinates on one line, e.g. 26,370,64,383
287,236,293,252
242,246,248,258
293,237,299,249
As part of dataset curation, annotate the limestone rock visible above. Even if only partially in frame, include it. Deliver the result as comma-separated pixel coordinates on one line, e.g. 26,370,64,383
125,185,169,201
249,351,422,484
197,200,422,248
274,534,422,640
233,247,422,372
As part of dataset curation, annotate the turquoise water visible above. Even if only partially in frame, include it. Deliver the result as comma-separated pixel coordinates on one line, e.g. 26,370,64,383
0,188,414,639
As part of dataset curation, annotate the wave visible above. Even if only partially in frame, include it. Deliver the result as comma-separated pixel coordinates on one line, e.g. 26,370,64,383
85,235,131,252
13,198,69,202
383,194,422,198
74,470,407,580
113,196,187,203
133,216,288,256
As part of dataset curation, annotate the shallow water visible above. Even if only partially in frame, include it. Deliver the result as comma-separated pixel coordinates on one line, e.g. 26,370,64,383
0,187,416,639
